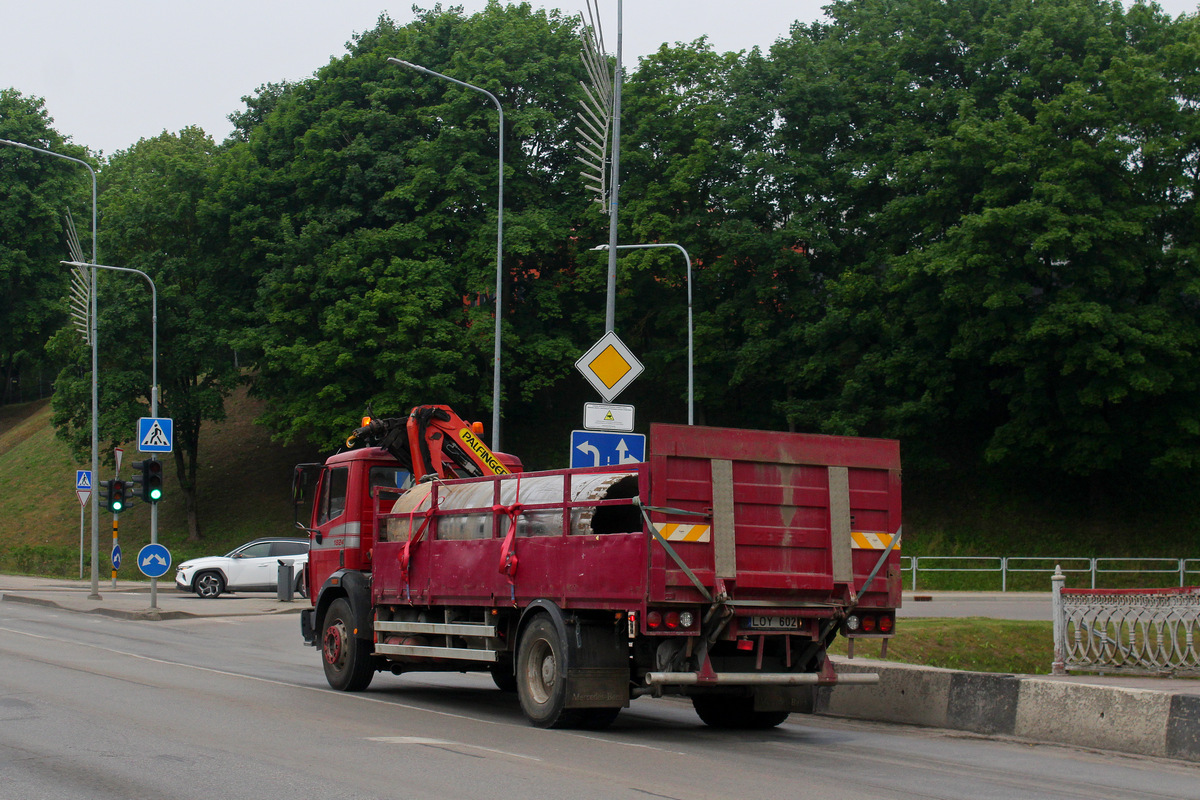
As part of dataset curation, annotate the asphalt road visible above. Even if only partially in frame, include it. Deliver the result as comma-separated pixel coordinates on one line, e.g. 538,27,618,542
899,591,1053,620
3,601,1198,800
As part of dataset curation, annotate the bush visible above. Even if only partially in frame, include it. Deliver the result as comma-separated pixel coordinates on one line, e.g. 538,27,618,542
3,544,78,577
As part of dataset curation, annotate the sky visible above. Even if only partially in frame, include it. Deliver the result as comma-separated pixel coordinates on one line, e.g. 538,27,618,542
3,0,1198,156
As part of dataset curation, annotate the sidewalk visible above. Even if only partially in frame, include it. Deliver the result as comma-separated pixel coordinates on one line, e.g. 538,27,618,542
0,573,306,620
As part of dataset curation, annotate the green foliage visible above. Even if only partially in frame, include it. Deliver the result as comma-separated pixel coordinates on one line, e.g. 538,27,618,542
228,4,599,450
0,90,93,405
766,0,1200,482
49,128,247,540
0,544,77,577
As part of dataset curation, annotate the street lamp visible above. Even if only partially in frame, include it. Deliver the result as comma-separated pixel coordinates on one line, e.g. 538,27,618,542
592,243,695,425
388,57,505,452
62,261,162,610
1,138,102,599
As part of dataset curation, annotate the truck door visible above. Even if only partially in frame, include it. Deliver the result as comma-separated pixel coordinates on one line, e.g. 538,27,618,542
308,465,350,591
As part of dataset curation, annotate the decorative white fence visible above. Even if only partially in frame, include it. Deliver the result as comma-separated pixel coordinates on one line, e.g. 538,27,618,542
1051,567,1200,676
902,555,1200,592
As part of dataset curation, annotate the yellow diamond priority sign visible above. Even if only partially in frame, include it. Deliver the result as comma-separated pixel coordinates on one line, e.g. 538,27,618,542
575,331,644,403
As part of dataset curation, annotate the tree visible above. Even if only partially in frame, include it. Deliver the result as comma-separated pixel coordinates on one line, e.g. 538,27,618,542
228,4,594,453
766,0,1200,480
0,90,92,405
52,128,246,541
617,40,818,429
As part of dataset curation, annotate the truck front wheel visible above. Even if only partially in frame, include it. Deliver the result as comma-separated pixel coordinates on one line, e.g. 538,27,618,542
322,598,374,692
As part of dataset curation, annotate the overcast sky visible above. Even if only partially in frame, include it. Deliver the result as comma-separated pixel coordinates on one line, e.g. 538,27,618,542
3,1,1198,156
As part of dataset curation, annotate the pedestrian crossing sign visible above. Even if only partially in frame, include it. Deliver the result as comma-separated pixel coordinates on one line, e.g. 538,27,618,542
138,417,173,453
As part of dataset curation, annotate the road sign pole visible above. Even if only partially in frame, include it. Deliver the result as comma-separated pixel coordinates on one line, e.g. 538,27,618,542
79,504,84,579
111,515,119,590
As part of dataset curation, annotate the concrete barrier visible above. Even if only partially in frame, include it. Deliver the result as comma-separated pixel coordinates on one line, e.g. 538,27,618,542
821,658,1200,763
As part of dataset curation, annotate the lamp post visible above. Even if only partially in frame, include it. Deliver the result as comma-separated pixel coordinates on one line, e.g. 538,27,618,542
62,261,161,610
1,138,102,599
592,243,695,425
388,57,505,452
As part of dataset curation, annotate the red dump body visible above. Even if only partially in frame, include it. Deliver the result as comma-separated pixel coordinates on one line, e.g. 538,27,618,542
370,422,901,617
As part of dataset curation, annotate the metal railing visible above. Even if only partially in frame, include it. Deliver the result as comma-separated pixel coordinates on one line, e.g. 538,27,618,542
902,556,1200,592
1051,568,1200,676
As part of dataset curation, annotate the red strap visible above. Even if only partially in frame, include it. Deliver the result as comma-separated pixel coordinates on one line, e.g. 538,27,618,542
399,485,436,582
496,474,523,578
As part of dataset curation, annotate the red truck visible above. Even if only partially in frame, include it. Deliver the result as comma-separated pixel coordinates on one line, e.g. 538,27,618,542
296,405,902,729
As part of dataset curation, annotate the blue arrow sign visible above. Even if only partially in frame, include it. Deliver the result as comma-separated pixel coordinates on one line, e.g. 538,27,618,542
137,544,172,578
112,545,122,570
570,430,646,468
138,417,173,453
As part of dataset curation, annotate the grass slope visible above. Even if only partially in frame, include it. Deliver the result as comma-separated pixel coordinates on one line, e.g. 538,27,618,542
0,391,320,575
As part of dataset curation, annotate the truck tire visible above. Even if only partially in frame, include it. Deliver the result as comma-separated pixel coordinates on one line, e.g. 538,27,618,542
490,658,517,693
194,571,224,598
692,694,790,729
517,616,569,726
516,616,620,730
322,598,374,692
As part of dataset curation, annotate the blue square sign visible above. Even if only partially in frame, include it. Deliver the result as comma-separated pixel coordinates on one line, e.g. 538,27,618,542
138,417,173,453
570,430,646,468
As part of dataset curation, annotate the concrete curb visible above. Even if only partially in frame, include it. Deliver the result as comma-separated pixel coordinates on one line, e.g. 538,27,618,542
0,591,304,621
822,659,1200,763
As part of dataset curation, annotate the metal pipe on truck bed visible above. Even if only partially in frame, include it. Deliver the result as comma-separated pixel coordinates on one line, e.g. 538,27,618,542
643,671,880,687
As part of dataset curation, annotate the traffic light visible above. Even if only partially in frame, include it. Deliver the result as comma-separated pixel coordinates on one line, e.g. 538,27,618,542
99,479,111,510
110,479,126,513
131,461,146,500
135,458,163,502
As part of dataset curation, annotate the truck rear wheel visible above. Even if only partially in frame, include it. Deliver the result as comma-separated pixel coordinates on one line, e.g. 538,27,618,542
515,616,620,729
692,694,790,729
517,616,568,726
322,598,374,692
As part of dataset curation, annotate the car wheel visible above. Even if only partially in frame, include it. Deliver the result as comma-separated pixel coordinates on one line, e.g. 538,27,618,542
295,569,308,599
194,571,225,599
322,598,374,692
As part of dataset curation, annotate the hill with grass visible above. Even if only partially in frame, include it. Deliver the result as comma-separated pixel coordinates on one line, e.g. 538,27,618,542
3,393,1199,584
0,390,320,575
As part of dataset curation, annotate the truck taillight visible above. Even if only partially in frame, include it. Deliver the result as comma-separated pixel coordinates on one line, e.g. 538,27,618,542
844,611,895,636
643,608,698,632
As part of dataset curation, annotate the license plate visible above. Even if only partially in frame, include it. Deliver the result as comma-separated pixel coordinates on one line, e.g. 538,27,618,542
744,615,799,631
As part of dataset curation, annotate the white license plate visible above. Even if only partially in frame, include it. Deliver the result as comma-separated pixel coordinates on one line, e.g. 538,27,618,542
744,615,799,631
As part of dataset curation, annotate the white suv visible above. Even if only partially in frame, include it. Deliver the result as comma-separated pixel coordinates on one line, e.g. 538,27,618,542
175,537,309,598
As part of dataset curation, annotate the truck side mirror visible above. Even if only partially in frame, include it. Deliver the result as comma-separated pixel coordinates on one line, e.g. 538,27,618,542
296,521,322,545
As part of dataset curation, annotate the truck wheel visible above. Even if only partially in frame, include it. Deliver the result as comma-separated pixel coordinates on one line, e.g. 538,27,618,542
194,571,224,598
517,616,570,727
322,598,374,692
692,694,789,729
490,659,518,693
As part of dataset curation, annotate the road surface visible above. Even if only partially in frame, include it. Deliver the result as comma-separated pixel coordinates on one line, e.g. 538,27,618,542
2,601,1197,799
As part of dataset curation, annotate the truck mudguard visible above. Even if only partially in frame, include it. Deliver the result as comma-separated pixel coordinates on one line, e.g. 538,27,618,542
315,569,373,643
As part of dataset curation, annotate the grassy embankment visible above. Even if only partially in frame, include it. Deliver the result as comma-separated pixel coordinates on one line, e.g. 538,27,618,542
0,391,318,576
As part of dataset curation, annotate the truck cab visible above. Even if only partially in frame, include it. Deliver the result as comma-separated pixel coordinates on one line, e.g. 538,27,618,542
294,447,410,600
